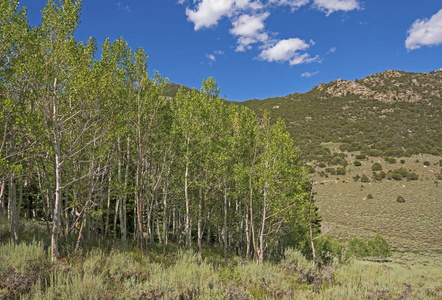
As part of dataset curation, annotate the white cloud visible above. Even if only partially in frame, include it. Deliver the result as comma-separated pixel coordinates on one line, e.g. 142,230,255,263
230,13,270,51
406,9,442,50
181,0,358,65
268,0,310,11
259,38,320,65
186,0,258,30
214,50,225,55
312,0,360,16
301,71,319,77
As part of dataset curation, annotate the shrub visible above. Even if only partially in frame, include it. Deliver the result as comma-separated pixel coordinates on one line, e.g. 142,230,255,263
336,167,346,175
423,161,431,167
400,159,406,164
367,234,391,258
354,161,362,166
396,195,405,203
329,157,348,167
353,175,360,182
355,154,366,160
347,235,391,259
372,162,382,171
372,172,384,181
385,157,397,164
315,235,343,265
361,175,370,182
406,172,419,180
325,168,336,175
391,173,402,180
347,237,370,258
318,162,326,168
367,194,373,199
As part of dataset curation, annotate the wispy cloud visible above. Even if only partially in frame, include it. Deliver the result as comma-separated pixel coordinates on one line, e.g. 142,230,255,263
116,1,131,12
406,9,442,50
206,50,225,65
327,47,336,54
268,0,309,11
301,71,319,77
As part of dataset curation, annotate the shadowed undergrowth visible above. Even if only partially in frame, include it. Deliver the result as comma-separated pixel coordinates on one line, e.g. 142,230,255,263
0,226,440,299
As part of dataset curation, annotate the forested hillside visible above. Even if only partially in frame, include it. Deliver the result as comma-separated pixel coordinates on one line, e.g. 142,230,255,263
0,0,318,265
239,70,442,161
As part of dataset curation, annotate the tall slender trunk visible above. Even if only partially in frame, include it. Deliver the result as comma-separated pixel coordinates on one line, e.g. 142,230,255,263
9,175,18,243
308,185,316,264
122,136,130,244
136,159,144,252
51,77,62,262
249,138,259,263
259,183,267,265
64,169,71,237
162,175,169,252
184,138,191,249
223,182,228,261
105,172,111,238
0,180,4,240
17,179,23,224
197,186,203,254
245,207,250,261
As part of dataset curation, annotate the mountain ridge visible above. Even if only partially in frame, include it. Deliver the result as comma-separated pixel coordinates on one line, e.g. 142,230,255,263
238,69,442,159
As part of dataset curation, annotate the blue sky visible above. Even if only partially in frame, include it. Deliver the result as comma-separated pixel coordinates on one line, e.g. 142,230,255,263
21,0,442,101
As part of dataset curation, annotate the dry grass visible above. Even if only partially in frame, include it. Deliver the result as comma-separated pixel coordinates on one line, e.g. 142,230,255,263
313,154,441,254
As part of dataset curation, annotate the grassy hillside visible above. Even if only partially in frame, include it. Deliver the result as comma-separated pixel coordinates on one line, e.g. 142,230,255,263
238,70,442,160
312,153,441,255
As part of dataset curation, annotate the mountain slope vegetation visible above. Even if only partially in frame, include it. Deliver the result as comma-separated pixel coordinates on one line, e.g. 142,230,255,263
238,70,442,160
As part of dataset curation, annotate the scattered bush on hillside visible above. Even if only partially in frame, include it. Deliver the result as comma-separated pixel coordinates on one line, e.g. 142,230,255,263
387,168,417,181
439,159,442,167
373,171,386,181
329,156,348,167
397,196,405,203
354,161,362,166
336,167,346,175
347,237,370,258
367,234,391,258
423,161,430,167
325,168,336,175
353,175,360,182
406,172,419,180
318,162,326,168
347,235,391,259
385,157,397,164
361,175,370,182
400,159,406,164
372,163,382,171
315,235,343,265
367,194,373,199
355,154,366,160
390,172,403,180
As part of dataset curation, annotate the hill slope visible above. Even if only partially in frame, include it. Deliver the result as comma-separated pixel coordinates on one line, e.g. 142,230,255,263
238,70,442,159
